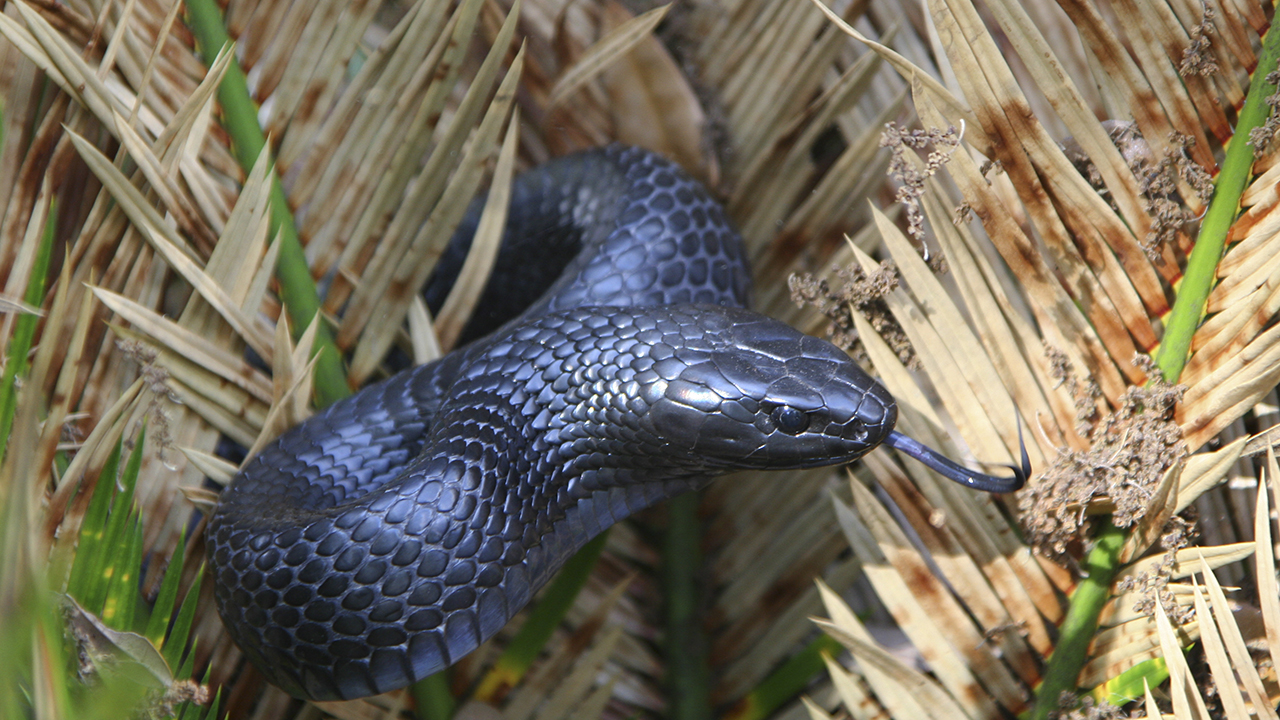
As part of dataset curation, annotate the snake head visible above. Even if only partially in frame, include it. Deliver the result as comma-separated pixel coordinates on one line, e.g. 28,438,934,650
637,308,896,471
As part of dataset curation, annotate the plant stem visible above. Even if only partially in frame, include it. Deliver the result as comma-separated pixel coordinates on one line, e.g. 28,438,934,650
664,492,711,720
721,635,844,720
1030,523,1125,720
472,532,610,705
1032,23,1280,720
184,0,350,407
410,671,454,720
1153,24,1280,383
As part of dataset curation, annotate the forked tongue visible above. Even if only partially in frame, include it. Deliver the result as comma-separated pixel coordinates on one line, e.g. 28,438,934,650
883,426,1030,493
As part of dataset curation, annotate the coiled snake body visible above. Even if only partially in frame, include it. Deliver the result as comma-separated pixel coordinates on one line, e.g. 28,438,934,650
208,146,1025,701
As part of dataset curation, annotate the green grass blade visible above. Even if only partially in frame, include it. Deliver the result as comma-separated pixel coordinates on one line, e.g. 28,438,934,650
121,424,146,495
722,635,845,720
1089,656,1170,707
174,636,198,681
199,687,224,720
32,589,75,718
163,565,204,672
67,438,123,604
145,530,189,646
101,515,143,631
0,197,56,466
91,427,144,618
175,656,213,720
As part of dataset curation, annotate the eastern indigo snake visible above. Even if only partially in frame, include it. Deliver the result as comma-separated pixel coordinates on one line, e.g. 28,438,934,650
208,145,1029,701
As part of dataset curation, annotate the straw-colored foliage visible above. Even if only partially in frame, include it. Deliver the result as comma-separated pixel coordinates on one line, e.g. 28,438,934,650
1,0,1278,718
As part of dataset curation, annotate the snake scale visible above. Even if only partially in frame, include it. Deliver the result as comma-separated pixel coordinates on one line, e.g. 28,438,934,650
208,145,1028,701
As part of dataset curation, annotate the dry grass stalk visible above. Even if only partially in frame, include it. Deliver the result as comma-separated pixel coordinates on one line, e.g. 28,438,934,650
4,0,1280,718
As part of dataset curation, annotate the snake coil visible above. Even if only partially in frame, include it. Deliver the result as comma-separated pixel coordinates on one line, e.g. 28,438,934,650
208,145,1027,701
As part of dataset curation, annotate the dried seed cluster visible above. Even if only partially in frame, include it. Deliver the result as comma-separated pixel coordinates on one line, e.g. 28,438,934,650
1179,4,1219,78
789,260,914,369
1249,66,1280,152
881,121,960,259
1020,354,1187,562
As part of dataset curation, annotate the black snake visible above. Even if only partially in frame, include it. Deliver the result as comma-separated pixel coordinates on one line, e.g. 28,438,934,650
207,145,1028,701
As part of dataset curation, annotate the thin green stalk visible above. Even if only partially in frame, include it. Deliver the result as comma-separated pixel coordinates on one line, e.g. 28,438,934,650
1030,523,1125,720
722,635,844,720
183,0,349,407
410,671,454,720
0,199,55,466
1153,25,1280,383
471,532,610,705
664,492,711,720
1032,24,1280,719
1089,656,1169,707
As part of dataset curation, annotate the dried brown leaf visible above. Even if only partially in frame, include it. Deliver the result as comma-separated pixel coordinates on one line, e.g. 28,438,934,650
179,447,237,487
1154,591,1211,719
435,107,520,351
1118,459,1181,564
66,131,274,360
598,2,708,180
1191,581,1250,720
1258,449,1280,685
1174,437,1247,513
1197,553,1278,720
807,0,987,149
547,3,670,109
834,482,1010,716
91,287,272,404
812,616,967,720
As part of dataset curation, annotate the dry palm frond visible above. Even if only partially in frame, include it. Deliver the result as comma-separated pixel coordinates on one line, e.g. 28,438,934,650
4,0,1280,719
796,0,1280,719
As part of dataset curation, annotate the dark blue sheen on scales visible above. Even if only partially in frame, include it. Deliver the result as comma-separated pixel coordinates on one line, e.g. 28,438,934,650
207,145,1026,701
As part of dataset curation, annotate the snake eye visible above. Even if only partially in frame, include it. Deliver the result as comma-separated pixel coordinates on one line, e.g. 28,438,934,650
771,405,810,434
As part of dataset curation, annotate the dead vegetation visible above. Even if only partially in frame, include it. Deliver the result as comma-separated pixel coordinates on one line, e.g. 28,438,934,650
2,0,1280,719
